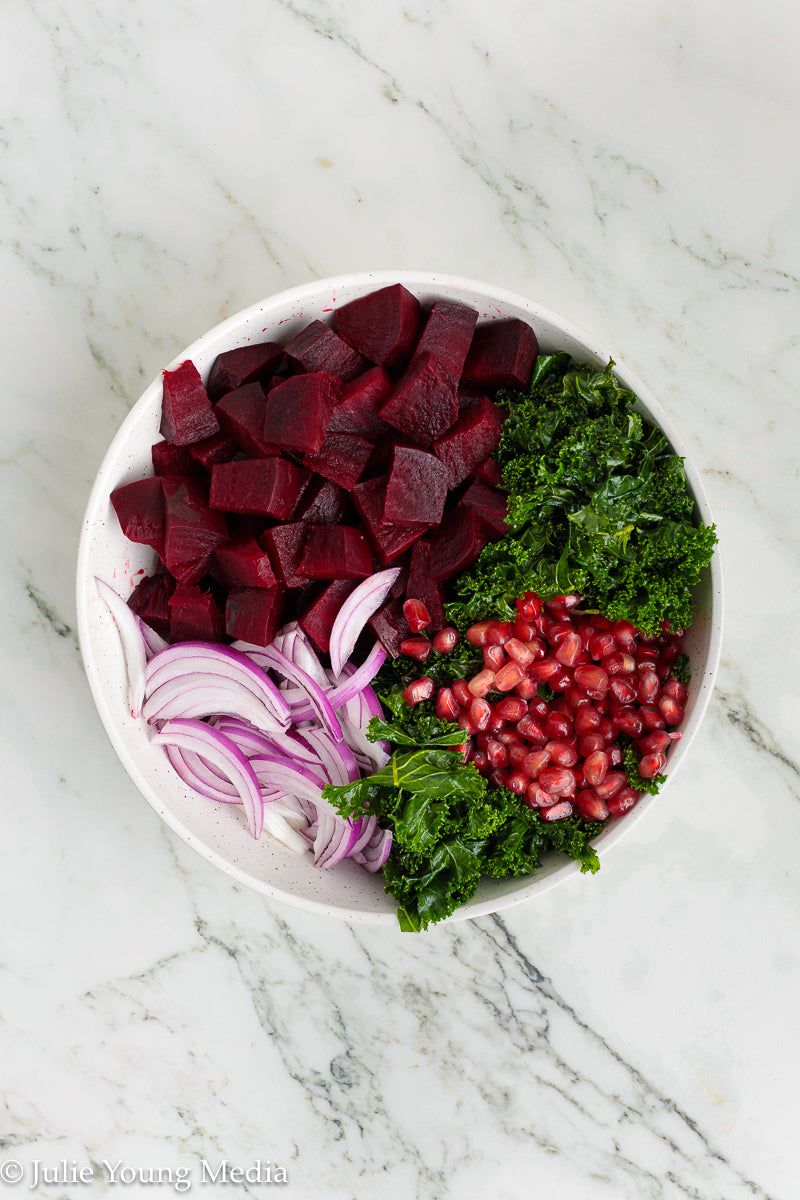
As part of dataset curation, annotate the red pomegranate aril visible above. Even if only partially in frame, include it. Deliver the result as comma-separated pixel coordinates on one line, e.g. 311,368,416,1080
516,590,543,620
528,697,550,722
402,598,431,633
607,744,623,767
613,619,637,650
522,748,550,778
639,704,666,731
432,627,458,653
602,651,636,675
551,668,574,693
613,706,644,738
469,697,492,731
504,638,534,668
555,632,582,666
506,770,530,795
498,729,523,747
578,623,595,649
466,621,493,646
514,714,544,743
525,637,547,660
575,789,609,821
475,730,491,752
637,729,672,755
565,685,592,713
635,645,659,666
489,768,509,789
513,617,537,642
403,677,434,706
637,671,661,704
494,661,525,692
545,593,581,619
400,636,432,662
575,705,602,736
496,696,527,721
593,615,612,632
662,678,688,704
573,664,609,699
609,676,637,704
660,640,682,664
457,711,475,733
539,766,576,797
545,711,572,741
579,732,605,757
607,786,640,817
639,752,666,779
452,679,472,707
487,711,507,735
541,800,574,821
583,749,610,787
483,644,507,671
594,771,625,799
529,658,561,683
468,669,495,697
525,782,553,809
546,740,578,767
473,750,489,774
589,631,617,660
508,742,529,769
598,717,618,745
485,621,512,645
486,739,509,770
544,619,573,645
514,677,537,700
435,687,460,721
659,696,685,726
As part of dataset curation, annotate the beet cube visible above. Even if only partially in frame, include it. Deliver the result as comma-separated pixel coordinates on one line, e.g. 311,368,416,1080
472,456,504,488
299,525,373,580
207,341,283,403
209,458,309,519
303,432,372,491
260,523,309,589
457,384,487,411
368,598,411,659
110,477,165,559
215,383,280,459
383,446,448,528
432,395,504,488
295,477,352,526
406,540,444,630
328,366,393,440
460,479,509,537
335,284,422,370
169,582,226,642
213,534,277,589
298,579,357,653
284,320,370,382
351,477,427,564
160,360,219,446
127,571,174,639
379,352,459,445
463,318,538,390
151,441,205,478
187,430,239,469
428,505,489,583
162,476,229,584
262,372,343,454
225,586,284,647
413,301,478,387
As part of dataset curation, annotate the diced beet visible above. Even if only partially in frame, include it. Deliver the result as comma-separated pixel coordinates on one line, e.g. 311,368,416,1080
294,477,352,525
127,571,174,639
335,284,422,370
162,476,229,584
363,431,425,480
368,598,411,658
298,579,357,653
213,533,277,589
428,505,489,582
457,384,487,411
151,441,205,478
383,446,448,528
351,476,427,564
262,372,343,454
460,479,509,537
432,395,504,488
225,586,284,646
472,456,504,487
389,554,410,598
463,318,538,390
406,540,444,630
215,383,280,459
169,582,226,642
327,366,393,440
209,458,309,519
187,430,239,469
110,477,166,559
284,320,370,382
207,342,283,403
299,525,373,580
412,301,478,386
260,524,309,589
379,352,459,445
303,432,372,491
160,360,220,446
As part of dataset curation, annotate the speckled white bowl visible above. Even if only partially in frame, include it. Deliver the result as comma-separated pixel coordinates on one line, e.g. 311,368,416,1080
76,271,723,925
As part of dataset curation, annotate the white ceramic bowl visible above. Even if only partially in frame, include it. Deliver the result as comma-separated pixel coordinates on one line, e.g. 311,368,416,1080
76,271,723,925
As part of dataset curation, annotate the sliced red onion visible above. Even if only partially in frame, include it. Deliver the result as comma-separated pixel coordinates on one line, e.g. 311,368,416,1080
247,754,326,804
313,809,361,870
164,744,240,804
350,814,379,856
143,676,287,733
300,727,360,786
352,826,393,871
96,577,147,718
329,568,401,677
289,641,388,722
145,642,291,726
139,620,169,660
212,716,320,765
252,643,344,743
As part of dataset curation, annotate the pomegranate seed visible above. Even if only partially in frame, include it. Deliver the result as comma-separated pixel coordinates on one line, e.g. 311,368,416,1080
485,621,512,645
613,706,644,738
546,740,578,767
662,678,688,704
483,644,507,671
466,622,493,646
489,768,509,789
607,786,641,816
452,679,472,707
639,752,666,778
579,732,605,757
505,638,534,668
403,677,434,706
613,619,637,650
432,627,458,653
525,637,547,659
575,789,609,821
594,771,625,799
551,668,574,693
475,731,491,752
400,636,432,662
488,711,507,735
506,770,530,795
494,661,525,691
574,706,601,736
528,698,550,722
516,590,543,620
457,711,475,734
583,750,610,787
517,713,547,742
598,717,618,745
402,598,431,633
498,730,523,747
609,676,637,704
639,704,666,731
529,658,561,683
468,670,495,697
545,711,572,741
513,616,537,641
539,766,576,797
544,593,581,619
554,632,582,666
486,739,509,770
543,618,572,645
635,645,659,667
607,744,623,767
514,677,537,700
565,686,591,712
508,742,529,769
589,631,616,660
469,697,492,731
658,696,685,725
660,641,681,665
525,782,553,808
637,671,661,704
573,664,609,699
578,623,595,649
435,687,460,721
473,750,489,774
541,800,574,821
637,730,673,755
593,615,612,631
602,651,636,675
496,696,527,721
522,748,550,778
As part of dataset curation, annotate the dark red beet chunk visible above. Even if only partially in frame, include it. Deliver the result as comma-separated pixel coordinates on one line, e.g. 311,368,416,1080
260,524,309,589
187,430,239,469
160,361,219,446
262,372,343,454
413,301,478,386
432,395,504,488
383,446,448,528
209,458,309,519
110,477,165,559
351,476,427,564
460,479,509,536
151,441,205,477
169,582,225,642
472,456,503,487
304,432,372,491
225,586,284,646
406,540,444,630
299,525,373,580
284,320,370,382
327,366,393,440
298,579,357,652
457,384,487,411
128,571,174,638
379,352,459,445
215,383,280,459
207,342,283,403
162,476,229,585
295,477,352,525
335,284,422,370
368,598,411,658
213,533,277,589
428,505,489,582
463,318,538,390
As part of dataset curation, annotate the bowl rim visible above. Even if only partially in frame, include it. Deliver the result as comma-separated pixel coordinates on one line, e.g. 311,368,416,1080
76,270,724,924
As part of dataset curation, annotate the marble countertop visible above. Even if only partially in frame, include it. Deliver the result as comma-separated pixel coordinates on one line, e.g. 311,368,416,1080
2,2,798,1197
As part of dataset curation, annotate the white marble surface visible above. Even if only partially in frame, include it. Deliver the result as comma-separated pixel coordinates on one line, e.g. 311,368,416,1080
1,1,799,1197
